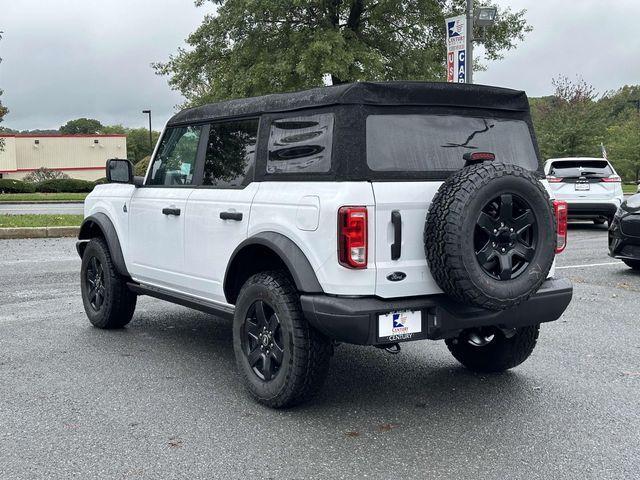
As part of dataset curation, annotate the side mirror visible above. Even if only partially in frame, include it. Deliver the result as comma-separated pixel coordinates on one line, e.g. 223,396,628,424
106,158,134,184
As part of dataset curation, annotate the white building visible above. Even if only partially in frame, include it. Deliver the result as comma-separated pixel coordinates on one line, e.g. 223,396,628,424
0,134,127,181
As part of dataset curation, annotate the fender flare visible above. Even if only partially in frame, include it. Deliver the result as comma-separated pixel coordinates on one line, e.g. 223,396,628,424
77,212,130,277
224,232,323,300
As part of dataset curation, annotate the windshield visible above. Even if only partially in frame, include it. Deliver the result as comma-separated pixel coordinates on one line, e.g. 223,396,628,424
366,114,539,172
549,160,612,178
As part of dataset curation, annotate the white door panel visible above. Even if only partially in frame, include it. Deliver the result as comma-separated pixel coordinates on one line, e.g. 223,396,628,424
128,188,193,290
184,184,260,302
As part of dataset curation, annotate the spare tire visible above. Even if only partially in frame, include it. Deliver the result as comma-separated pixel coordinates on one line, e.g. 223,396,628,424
425,162,555,311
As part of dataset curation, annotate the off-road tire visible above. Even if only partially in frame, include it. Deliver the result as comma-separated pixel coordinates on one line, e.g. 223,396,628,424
622,259,640,270
80,238,137,329
232,270,332,408
425,162,556,311
446,325,540,373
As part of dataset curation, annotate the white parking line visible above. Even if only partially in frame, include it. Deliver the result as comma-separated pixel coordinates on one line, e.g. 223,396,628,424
556,261,622,270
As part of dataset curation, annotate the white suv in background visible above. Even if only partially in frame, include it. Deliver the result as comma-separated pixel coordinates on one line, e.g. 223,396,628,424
544,157,624,225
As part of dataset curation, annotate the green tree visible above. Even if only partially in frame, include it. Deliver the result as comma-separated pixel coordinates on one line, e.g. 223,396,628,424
154,0,531,106
101,125,160,163
60,118,104,135
531,76,605,160
606,115,640,183
125,127,161,164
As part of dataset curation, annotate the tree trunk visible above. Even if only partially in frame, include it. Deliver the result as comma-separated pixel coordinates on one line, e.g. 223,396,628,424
346,0,364,31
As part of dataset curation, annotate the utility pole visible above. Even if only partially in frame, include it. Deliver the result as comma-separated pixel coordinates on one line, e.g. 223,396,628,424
142,110,152,151
466,0,474,84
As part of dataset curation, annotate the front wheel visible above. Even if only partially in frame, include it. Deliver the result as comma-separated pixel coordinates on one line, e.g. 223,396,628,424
445,325,540,373
80,238,137,329
232,270,332,408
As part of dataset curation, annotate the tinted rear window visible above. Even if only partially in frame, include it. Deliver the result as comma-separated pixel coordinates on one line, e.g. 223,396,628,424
366,114,538,172
549,160,612,178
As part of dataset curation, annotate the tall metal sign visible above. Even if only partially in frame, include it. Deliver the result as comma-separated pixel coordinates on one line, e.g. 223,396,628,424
445,14,467,83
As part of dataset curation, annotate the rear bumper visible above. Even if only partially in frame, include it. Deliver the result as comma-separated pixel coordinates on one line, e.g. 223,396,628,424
566,201,618,219
300,278,573,345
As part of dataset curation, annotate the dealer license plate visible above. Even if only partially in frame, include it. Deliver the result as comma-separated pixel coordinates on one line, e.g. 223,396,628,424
575,183,590,191
378,310,422,341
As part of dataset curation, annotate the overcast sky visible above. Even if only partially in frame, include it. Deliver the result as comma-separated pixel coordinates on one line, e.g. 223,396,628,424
1,0,639,131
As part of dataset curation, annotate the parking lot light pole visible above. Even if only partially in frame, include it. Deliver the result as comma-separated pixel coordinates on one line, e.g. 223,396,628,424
142,110,152,150
466,3,498,84
466,0,473,84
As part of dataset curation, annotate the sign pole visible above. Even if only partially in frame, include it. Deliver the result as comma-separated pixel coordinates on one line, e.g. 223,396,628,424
466,0,473,84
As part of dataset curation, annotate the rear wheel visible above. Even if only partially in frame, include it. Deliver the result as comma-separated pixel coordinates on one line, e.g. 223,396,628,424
232,270,332,408
80,238,136,329
622,259,640,271
445,325,540,373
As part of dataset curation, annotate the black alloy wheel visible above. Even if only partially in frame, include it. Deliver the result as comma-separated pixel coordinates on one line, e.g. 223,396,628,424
86,256,106,311
474,193,537,280
243,300,285,382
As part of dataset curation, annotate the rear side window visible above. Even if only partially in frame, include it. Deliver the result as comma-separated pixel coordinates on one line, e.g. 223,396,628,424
366,114,539,173
202,119,259,188
148,125,202,186
267,114,334,174
549,160,612,178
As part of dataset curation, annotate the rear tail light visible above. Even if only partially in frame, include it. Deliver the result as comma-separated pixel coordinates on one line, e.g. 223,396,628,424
601,175,621,183
547,176,563,183
553,200,568,253
338,206,368,269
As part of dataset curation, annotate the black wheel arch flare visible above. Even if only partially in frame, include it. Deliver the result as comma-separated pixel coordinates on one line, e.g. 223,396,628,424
224,232,323,304
76,213,130,278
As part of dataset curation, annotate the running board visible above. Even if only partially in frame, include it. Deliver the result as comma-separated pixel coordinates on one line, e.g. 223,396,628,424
127,282,235,320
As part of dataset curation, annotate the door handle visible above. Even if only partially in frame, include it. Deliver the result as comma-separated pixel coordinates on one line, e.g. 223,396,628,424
162,207,181,216
391,210,402,260
220,211,243,221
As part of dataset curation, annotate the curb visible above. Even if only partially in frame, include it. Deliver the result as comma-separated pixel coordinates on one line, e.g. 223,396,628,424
0,226,79,239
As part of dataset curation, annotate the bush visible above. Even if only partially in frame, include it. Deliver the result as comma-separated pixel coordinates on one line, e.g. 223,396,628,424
94,177,108,185
135,155,151,176
0,179,36,194
23,167,70,183
35,179,96,193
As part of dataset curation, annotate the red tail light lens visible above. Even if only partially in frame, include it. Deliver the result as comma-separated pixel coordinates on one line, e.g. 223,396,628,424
553,200,568,253
601,175,621,183
547,176,563,183
338,206,368,269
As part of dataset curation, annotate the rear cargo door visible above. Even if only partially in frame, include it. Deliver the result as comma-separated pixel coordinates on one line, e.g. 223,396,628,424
366,112,541,299
371,182,443,298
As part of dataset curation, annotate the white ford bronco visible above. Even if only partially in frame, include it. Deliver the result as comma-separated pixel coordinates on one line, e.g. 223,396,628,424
77,82,573,408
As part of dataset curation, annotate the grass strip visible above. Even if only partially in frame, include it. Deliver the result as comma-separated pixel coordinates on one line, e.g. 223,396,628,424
0,214,83,228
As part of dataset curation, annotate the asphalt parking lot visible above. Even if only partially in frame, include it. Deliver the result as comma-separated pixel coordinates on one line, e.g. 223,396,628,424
1,223,638,479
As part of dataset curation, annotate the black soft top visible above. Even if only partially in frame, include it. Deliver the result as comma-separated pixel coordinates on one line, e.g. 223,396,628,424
167,81,530,126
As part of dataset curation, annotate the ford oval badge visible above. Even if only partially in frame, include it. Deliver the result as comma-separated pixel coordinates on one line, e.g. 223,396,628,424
386,271,406,282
